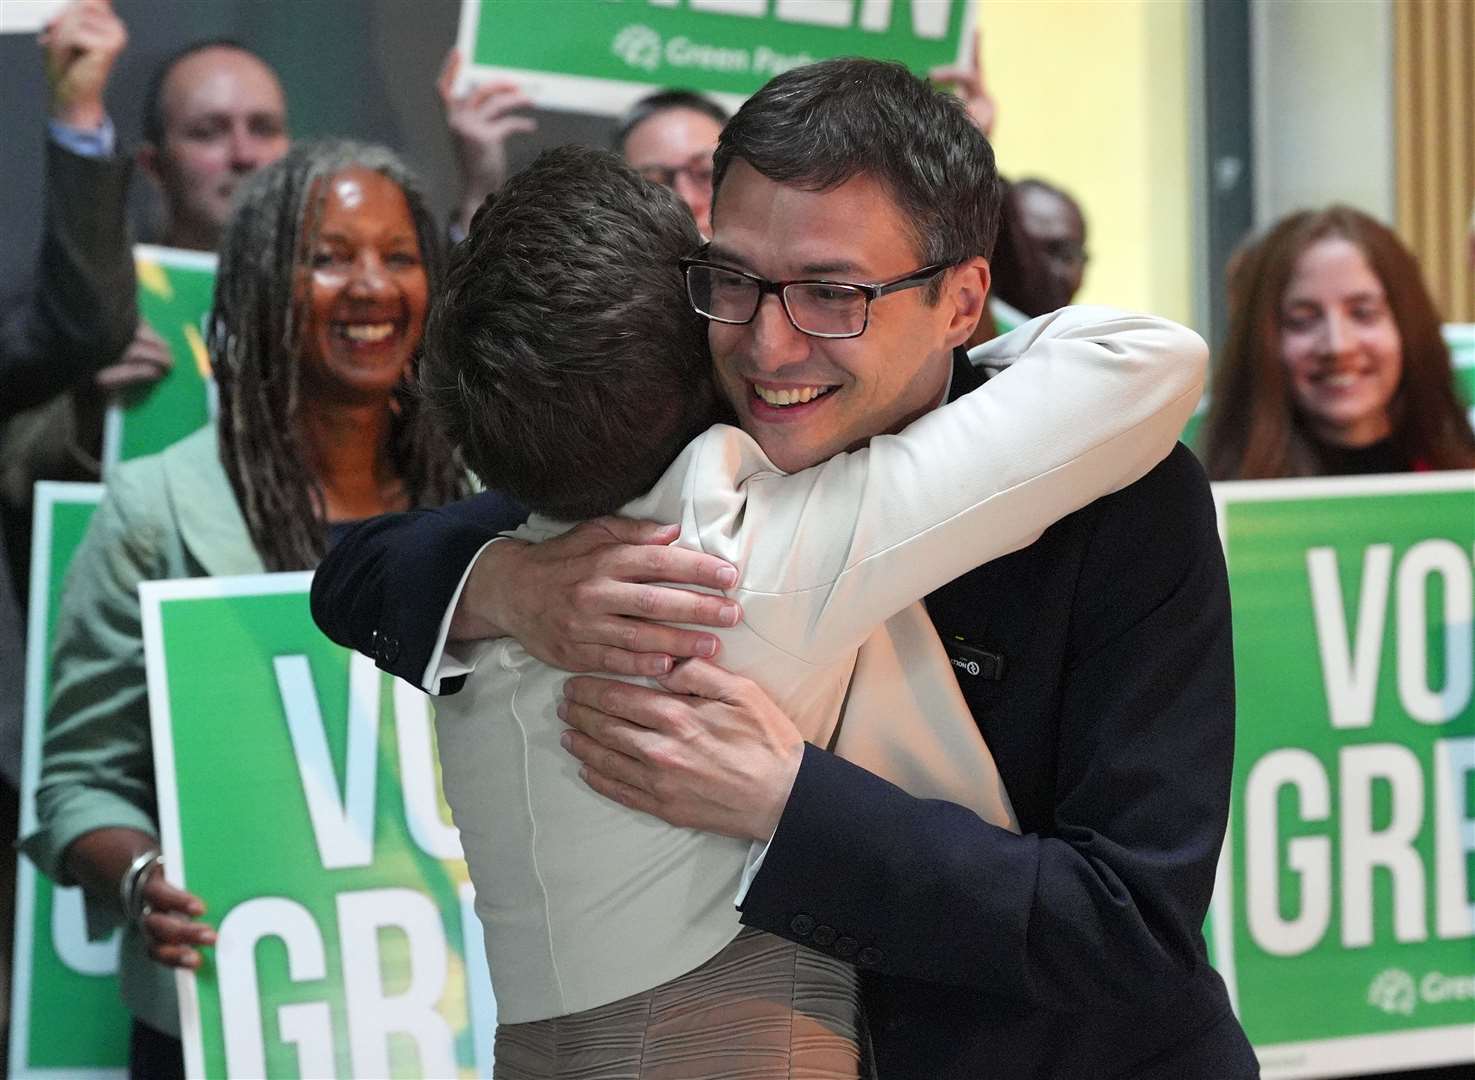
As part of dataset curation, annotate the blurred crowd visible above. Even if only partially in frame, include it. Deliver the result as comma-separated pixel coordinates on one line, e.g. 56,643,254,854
0,1,1471,1077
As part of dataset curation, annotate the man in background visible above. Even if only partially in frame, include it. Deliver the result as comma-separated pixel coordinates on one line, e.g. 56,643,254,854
1,9,292,603
1014,177,1089,305
439,57,727,239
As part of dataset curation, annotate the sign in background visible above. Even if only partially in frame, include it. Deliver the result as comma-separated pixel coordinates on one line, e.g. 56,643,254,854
8,482,129,1080
455,0,973,115
100,245,217,473
141,574,496,1079
1209,472,1475,1078
0,0,67,34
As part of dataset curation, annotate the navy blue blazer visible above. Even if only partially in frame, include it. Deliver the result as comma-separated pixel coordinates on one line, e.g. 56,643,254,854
738,355,1257,1078
309,351,1258,1078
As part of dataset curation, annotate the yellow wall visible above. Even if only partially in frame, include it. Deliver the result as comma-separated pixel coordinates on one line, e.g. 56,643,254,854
978,0,1197,327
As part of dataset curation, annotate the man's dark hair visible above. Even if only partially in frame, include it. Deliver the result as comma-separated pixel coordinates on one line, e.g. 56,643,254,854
712,58,1000,298
614,89,730,154
420,145,718,520
141,39,275,145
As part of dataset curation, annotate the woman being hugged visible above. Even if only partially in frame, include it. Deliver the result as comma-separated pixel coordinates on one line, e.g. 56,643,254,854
23,140,469,1077
1204,205,1475,479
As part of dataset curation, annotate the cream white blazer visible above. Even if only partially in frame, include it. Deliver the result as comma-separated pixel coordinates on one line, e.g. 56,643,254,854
433,307,1207,1022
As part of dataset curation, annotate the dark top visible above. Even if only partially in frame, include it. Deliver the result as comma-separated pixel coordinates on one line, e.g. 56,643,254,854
1308,434,1410,476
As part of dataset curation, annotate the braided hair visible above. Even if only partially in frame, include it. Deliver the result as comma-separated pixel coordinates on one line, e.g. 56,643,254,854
210,140,468,571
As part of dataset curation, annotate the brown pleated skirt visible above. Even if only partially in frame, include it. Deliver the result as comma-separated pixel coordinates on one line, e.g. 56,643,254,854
493,927,863,1079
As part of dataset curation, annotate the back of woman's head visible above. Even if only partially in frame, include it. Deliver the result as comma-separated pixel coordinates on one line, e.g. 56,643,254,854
209,139,466,570
421,144,716,520
1206,205,1474,479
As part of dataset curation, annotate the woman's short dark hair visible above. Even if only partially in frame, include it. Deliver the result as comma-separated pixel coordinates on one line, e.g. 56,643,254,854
1204,205,1475,478
712,57,1001,296
420,145,718,520
614,89,729,155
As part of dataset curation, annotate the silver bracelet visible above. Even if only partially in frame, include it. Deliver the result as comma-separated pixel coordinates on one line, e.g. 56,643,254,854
119,849,162,925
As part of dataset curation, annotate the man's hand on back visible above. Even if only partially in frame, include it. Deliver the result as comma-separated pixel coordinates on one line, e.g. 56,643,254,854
454,517,743,678
558,658,804,842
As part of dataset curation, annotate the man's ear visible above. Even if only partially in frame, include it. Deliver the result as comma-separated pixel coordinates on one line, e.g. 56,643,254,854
942,256,991,349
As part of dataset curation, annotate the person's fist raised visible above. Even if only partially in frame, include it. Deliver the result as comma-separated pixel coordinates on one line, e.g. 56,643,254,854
41,0,127,132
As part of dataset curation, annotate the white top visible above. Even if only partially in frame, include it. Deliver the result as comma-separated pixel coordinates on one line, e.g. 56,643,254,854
432,307,1207,1022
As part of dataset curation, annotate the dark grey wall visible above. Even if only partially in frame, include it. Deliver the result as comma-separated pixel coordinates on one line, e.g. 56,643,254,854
1201,0,1255,351
0,0,612,287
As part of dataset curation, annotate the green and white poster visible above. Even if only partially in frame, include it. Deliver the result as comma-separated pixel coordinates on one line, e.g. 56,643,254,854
141,573,496,1078
9,481,129,1079
455,0,974,114
1209,472,1475,1077
101,245,217,472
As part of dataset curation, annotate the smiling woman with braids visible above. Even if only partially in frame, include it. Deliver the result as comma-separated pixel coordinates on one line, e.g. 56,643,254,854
22,140,471,1078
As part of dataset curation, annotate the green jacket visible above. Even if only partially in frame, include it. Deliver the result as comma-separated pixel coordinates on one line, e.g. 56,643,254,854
22,424,262,1037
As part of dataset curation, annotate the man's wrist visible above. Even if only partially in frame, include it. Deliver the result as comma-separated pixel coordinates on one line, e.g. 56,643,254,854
751,739,804,842
447,538,520,642
52,98,107,131
48,113,116,158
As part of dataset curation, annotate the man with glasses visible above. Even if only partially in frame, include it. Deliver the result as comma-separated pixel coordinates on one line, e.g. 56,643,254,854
616,89,728,237
314,58,1255,1077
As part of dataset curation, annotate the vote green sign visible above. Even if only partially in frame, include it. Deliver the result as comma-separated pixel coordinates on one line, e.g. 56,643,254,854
1209,472,1475,1077
454,0,974,114
9,482,129,1080
101,246,217,472
140,574,496,1078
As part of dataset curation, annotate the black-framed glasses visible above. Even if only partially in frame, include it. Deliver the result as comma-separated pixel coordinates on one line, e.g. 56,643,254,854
678,256,951,339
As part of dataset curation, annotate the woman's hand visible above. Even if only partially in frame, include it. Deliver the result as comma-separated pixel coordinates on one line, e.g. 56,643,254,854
137,862,215,970
63,827,215,969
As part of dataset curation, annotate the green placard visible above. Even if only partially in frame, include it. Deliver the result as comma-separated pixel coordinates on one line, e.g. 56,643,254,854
141,574,495,1079
454,0,973,115
1210,472,1475,1077
101,246,217,471
9,482,130,1079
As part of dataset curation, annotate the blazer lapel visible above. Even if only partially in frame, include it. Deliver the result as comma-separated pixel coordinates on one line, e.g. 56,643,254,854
162,427,265,577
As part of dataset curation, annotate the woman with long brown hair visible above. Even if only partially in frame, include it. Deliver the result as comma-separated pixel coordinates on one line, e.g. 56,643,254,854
1204,205,1475,479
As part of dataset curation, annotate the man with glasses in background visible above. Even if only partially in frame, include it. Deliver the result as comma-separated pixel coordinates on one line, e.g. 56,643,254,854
314,58,1255,1078
616,89,728,238
442,75,728,239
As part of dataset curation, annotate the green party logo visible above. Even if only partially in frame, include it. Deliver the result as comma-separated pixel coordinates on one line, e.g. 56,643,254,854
612,24,662,71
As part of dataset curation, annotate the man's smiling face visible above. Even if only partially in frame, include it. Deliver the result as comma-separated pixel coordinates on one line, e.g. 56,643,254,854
706,160,983,473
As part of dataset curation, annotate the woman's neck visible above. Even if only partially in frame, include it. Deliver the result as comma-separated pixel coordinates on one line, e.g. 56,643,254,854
297,399,408,522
